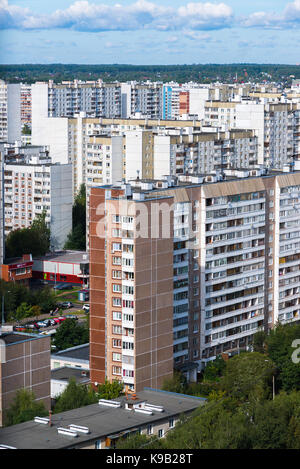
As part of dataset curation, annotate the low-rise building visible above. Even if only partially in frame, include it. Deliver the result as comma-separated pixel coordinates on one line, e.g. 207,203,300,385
51,367,90,400
33,251,89,287
0,330,51,427
0,388,206,449
1,253,33,284
51,343,89,370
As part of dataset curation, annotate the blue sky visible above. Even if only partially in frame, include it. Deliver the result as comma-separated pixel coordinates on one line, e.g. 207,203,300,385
0,0,299,64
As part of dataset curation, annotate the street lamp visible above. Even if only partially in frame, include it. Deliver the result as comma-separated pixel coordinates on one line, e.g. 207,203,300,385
1,291,10,325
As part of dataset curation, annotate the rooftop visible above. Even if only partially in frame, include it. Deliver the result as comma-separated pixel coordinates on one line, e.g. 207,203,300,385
0,388,205,449
34,251,89,265
0,332,47,345
51,344,89,363
51,367,90,384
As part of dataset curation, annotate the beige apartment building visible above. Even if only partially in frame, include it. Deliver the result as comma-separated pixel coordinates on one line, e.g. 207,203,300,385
89,168,300,389
89,185,174,392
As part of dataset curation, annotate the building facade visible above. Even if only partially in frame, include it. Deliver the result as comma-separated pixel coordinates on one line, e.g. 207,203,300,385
0,331,51,427
89,169,300,387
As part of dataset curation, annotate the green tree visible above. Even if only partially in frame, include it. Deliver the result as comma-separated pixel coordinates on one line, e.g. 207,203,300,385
53,318,89,351
5,210,50,258
53,378,98,413
253,329,267,354
202,356,226,382
64,184,86,251
116,433,162,450
264,323,300,392
4,388,48,426
163,398,252,449
222,352,276,402
31,305,41,322
14,302,33,322
97,379,123,400
162,371,187,394
22,124,31,135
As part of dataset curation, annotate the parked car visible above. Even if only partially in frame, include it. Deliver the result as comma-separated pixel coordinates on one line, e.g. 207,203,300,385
36,321,47,328
40,319,51,327
49,319,57,326
53,318,61,325
65,315,78,320
14,325,26,332
58,316,66,322
60,302,74,309
23,322,40,330
82,304,90,312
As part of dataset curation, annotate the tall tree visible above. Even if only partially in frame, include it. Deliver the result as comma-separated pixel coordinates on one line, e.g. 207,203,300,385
53,378,98,413
64,184,86,251
5,210,50,258
4,388,48,426
53,318,89,351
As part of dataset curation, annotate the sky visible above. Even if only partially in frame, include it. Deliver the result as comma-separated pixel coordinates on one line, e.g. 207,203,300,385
0,0,299,64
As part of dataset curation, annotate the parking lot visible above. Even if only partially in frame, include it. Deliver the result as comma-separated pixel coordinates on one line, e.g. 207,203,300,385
12,304,89,334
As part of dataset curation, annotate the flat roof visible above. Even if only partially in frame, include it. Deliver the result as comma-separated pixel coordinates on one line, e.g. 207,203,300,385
0,332,48,345
51,367,90,384
0,389,206,449
34,251,89,265
51,343,89,362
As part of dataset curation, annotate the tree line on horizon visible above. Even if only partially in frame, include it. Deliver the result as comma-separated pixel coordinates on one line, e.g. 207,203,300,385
1,63,299,84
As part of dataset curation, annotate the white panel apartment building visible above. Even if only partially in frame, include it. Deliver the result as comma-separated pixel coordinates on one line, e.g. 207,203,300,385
0,81,22,143
3,147,72,250
121,82,163,119
204,100,299,169
32,80,122,120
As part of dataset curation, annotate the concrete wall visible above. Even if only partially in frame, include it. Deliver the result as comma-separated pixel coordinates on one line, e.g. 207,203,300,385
7,84,21,143
50,164,73,250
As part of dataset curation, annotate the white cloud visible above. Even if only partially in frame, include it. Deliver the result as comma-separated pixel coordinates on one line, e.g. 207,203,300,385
0,0,234,32
242,0,300,29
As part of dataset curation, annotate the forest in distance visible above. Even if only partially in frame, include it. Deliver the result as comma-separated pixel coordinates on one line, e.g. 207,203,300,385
1,63,300,84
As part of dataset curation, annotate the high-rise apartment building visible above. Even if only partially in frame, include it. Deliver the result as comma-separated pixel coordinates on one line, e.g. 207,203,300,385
0,81,22,143
89,167,300,388
2,144,72,250
89,185,174,391
204,100,299,169
32,80,122,121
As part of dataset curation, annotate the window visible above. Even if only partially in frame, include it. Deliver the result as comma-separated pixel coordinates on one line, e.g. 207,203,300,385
112,297,121,307
158,429,164,438
112,229,121,237
112,284,121,293
169,418,175,428
113,311,122,321
147,425,153,435
113,325,122,334
123,341,134,350
112,270,122,279
113,353,121,362
112,242,122,252
112,366,122,375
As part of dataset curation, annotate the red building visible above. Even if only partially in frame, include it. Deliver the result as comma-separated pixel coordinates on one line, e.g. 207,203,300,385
32,251,89,287
1,254,33,284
